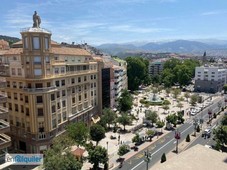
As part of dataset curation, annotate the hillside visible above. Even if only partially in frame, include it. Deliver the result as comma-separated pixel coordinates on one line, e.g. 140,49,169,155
0,35,20,45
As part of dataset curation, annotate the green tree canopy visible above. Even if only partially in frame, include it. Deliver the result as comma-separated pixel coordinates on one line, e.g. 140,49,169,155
132,133,141,144
87,146,108,170
166,113,178,125
118,89,133,112
90,124,106,146
66,122,89,147
118,144,130,156
190,94,198,106
126,57,151,91
145,110,158,126
117,113,132,131
223,84,227,94
44,135,82,170
101,108,117,128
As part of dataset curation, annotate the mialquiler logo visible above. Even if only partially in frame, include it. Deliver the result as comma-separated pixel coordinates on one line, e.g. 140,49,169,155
5,154,43,165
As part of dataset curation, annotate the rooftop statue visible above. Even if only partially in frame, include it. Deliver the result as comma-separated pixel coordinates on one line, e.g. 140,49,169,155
33,11,41,28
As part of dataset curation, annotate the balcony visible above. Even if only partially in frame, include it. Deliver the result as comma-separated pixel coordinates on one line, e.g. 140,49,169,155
0,81,6,88
0,92,7,104
0,107,8,120
0,134,11,150
23,86,57,93
51,60,66,65
0,120,10,134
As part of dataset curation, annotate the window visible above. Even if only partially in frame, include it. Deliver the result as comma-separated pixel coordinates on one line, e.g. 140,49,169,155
61,80,65,86
34,69,42,76
55,81,60,87
91,91,93,96
84,93,87,99
19,82,23,88
62,90,66,97
38,108,44,116
47,82,51,87
14,93,17,100
79,95,81,102
45,37,49,50
15,104,18,112
84,85,87,90
18,68,22,76
78,86,81,92
57,91,60,98
12,68,16,75
21,105,24,113
62,100,66,107
94,82,96,88
25,96,29,103
84,76,87,81
24,37,28,49
26,56,30,64
91,75,93,80
8,103,12,110
94,75,96,79
55,68,59,74
37,96,43,103
52,105,56,113
78,77,81,83
72,97,75,104
13,82,17,88
51,94,55,101
26,108,29,116
63,112,67,121
52,119,57,129
7,81,10,87
71,78,75,84
35,83,43,88
57,102,61,109
45,56,50,63
34,56,41,64
58,114,61,124
20,94,23,101
61,67,65,73
33,37,40,49
72,87,75,94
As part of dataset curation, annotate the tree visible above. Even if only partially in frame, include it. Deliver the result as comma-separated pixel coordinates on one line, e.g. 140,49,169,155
223,84,227,94
132,133,141,144
186,134,190,142
161,69,175,87
118,89,133,112
44,135,82,170
102,108,117,128
66,122,89,147
118,144,130,157
146,130,155,141
117,113,132,131
190,94,198,106
172,88,181,99
184,92,190,102
176,102,183,111
145,110,158,126
221,115,227,125
162,105,170,114
160,153,166,163
156,120,165,128
213,125,227,149
88,146,108,170
90,124,106,146
174,64,191,87
126,57,150,91
166,113,178,126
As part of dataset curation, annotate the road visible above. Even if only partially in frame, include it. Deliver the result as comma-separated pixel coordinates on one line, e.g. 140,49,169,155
115,96,224,170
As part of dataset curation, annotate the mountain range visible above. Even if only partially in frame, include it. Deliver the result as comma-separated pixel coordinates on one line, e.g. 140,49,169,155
97,40,227,56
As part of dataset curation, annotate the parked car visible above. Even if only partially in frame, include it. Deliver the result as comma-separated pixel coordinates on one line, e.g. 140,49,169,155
202,128,211,138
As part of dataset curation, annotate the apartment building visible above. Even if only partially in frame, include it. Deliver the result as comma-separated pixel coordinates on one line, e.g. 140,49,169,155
0,77,11,161
0,24,99,153
148,60,165,77
194,66,227,93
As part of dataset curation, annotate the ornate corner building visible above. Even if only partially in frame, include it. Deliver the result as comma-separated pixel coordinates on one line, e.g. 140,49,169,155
0,18,100,153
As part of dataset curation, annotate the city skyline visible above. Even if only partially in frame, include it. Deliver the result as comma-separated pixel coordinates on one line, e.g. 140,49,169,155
1,0,227,45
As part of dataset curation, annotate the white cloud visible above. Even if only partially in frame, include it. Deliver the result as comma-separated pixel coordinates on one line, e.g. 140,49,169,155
201,10,227,16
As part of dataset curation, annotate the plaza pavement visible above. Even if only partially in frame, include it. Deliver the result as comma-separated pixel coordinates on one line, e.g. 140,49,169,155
82,88,219,170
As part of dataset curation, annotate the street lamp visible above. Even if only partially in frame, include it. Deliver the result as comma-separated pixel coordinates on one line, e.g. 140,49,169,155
144,149,152,170
174,129,181,154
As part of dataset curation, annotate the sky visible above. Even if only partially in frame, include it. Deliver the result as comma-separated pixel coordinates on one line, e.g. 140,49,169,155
1,0,227,45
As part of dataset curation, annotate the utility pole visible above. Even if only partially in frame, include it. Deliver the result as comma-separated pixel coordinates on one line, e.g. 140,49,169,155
144,149,152,170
